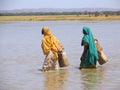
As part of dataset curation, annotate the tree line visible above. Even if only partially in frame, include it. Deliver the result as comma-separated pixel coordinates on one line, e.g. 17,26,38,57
0,11,120,16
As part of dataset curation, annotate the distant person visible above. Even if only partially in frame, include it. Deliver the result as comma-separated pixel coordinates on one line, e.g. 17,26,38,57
41,26,64,71
80,26,98,69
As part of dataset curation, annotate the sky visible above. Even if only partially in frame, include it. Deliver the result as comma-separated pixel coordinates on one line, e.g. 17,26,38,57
0,0,120,10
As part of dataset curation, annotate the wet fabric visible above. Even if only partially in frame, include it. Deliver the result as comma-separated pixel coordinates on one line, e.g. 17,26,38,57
80,26,98,68
42,51,58,71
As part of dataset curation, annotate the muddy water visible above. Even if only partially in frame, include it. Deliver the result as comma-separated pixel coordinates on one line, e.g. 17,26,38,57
0,21,120,90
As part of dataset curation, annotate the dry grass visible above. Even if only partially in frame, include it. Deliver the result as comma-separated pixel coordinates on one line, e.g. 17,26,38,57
0,15,120,21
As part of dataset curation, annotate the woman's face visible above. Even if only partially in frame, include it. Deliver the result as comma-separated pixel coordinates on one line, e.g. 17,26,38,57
41,29,44,35
83,29,87,34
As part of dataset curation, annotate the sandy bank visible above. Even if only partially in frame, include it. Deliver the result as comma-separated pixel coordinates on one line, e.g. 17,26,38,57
0,15,120,21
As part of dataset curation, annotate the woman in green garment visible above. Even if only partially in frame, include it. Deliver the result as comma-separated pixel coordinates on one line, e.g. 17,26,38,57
80,26,98,69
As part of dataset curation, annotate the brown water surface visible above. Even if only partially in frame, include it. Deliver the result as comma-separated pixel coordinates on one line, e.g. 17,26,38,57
0,21,120,90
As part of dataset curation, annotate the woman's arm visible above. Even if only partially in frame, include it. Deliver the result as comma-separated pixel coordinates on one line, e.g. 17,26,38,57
80,45,88,61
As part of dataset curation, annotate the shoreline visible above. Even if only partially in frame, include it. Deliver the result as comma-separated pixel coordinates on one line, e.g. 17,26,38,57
0,15,120,21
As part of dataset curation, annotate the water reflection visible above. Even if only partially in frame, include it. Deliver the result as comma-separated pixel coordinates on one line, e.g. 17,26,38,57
43,69,68,90
80,68,106,90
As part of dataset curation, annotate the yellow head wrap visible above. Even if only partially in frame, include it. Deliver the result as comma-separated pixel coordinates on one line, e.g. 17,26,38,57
42,26,51,35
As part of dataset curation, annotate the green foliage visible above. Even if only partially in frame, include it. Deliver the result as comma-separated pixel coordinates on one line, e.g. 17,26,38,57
0,11,120,16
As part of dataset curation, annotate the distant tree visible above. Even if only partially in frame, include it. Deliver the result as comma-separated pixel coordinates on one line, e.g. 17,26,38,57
95,11,99,17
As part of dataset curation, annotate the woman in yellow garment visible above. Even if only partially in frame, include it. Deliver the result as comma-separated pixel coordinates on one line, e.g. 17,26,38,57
41,26,64,71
